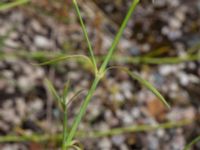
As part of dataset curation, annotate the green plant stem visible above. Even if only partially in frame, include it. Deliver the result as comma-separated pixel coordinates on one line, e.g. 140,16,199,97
65,0,140,146
99,0,140,73
0,49,199,65
0,0,29,11
184,135,200,150
62,106,68,150
65,77,101,145
86,119,191,138
126,55,200,64
0,120,192,143
72,0,97,71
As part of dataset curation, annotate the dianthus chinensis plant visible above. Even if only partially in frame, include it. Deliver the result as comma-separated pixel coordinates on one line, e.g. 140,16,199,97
1,0,171,149
44,0,171,149
35,0,170,149
0,0,200,149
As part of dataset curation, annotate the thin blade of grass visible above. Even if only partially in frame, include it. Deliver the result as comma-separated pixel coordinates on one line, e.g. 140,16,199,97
67,145,82,150
35,54,92,66
34,54,96,73
1,50,199,65
66,89,85,107
86,119,191,138
67,140,83,150
99,0,140,73
184,135,200,150
127,71,170,109
0,119,192,143
45,78,61,103
65,77,101,145
0,0,29,11
62,80,71,105
72,0,97,71
106,66,170,109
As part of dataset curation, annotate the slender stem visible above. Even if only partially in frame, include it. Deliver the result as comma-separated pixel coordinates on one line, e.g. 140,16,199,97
0,0,29,11
1,51,199,65
99,0,140,73
72,0,97,71
65,77,101,145
65,0,140,146
86,119,192,138
62,106,68,150
184,135,200,150
0,120,192,143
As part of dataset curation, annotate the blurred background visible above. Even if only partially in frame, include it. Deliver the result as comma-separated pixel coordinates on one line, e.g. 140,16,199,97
0,0,199,149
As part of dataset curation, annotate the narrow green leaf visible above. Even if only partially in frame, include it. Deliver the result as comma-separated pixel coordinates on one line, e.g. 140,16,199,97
0,119,192,143
99,0,140,73
66,145,82,150
184,135,200,150
106,66,171,109
45,78,61,103
61,81,71,150
128,71,170,109
0,0,29,11
66,89,85,107
34,54,94,71
62,80,71,105
66,140,83,150
72,0,97,71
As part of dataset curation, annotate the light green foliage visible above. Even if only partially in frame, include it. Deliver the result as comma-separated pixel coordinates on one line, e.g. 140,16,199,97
45,78,84,150
72,0,97,72
0,0,198,149
43,0,170,149
45,79,69,149
45,79,61,104
106,67,170,109
65,0,141,147
0,0,29,11
0,119,192,143
37,55,94,69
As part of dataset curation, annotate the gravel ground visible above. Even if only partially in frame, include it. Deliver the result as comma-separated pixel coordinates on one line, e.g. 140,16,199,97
0,0,200,150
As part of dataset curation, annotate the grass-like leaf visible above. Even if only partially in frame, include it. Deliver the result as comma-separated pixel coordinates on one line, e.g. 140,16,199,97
36,54,92,66
62,80,71,105
35,54,95,72
66,89,85,107
67,140,83,150
46,77,84,150
99,0,140,73
61,82,71,150
0,0,29,11
45,78,61,103
72,0,97,71
127,71,170,109
45,79,71,150
1,50,199,65
184,135,200,150
106,66,171,109
67,144,82,150
0,119,192,143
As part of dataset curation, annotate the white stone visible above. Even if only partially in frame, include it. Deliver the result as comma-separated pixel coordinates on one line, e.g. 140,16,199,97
159,65,176,76
17,76,32,92
34,35,52,49
98,138,112,150
169,17,181,29
177,72,189,86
